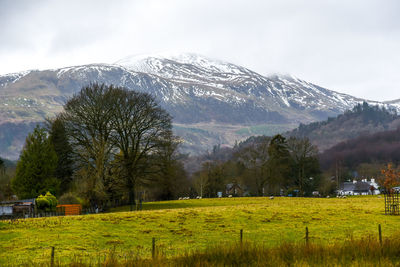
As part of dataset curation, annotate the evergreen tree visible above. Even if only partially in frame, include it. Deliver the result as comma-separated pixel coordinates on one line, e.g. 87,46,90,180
266,134,292,194
48,118,74,194
11,125,59,199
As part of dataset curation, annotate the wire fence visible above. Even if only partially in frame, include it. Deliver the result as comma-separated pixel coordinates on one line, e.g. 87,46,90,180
35,224,385,266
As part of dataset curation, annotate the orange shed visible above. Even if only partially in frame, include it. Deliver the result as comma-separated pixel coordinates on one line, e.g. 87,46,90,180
57,204,82,215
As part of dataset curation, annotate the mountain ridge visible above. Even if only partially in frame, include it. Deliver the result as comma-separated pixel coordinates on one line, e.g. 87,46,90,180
0,53,399,159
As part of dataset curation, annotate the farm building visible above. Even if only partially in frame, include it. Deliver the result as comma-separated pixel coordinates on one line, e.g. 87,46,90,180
338,179,380,196
56,204,82,215
0,199,35,217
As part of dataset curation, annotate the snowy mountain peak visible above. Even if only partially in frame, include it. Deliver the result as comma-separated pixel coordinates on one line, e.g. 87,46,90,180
115,52,250,78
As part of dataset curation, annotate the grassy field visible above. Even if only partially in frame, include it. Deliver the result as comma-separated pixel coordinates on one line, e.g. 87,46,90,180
0,196,398,265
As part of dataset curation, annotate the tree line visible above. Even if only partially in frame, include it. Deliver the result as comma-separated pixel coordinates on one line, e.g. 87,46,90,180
191,134,321,197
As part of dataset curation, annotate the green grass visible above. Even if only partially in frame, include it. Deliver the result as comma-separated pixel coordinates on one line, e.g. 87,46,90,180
0,196,397,265
94,237,400,266
109,197,249,212
235,124,296,136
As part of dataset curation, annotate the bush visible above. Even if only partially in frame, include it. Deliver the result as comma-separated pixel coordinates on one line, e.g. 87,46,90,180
35,195,50,209
36,192,58,211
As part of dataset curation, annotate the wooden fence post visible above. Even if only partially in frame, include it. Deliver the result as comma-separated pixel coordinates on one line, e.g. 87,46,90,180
50,246,55,267
240,229,243,244
305,227,309,245
379,224,382,246
152,237,156,259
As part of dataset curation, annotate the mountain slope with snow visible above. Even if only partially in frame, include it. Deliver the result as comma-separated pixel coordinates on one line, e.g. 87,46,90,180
0,53,398,159
384,99,400,110
115,53,393,122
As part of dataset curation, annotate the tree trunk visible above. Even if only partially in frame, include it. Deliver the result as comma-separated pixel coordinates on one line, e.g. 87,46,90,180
125,160,136,211
129,187,136,211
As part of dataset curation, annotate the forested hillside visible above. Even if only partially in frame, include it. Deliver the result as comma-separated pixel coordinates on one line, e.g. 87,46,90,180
287,102,400,151
319,127,400,174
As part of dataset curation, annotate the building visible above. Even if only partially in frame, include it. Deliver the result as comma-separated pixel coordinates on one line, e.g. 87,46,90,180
338,179,380,196
56,204,82,215
0,199,35,217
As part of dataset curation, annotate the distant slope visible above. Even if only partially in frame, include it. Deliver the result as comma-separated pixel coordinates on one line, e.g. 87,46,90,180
0,122,39,160
287,102,400,152
319,127,400,170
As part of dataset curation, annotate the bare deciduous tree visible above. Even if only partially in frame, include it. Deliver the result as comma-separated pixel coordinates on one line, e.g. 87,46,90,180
111,89,172,210
58,83,173,209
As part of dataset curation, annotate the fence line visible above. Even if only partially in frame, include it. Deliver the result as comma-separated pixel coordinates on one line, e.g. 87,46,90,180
0,208,101,221
46,225,385,265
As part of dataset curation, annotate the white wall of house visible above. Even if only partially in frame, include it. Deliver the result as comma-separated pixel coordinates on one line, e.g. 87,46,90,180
338,190,354,196
0,206,13,215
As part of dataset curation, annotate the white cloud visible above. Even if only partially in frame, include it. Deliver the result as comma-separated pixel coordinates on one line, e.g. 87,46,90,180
0,0,399,101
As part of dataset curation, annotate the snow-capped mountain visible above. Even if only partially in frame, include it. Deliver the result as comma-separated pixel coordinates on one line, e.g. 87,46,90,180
0,53,398,159
115,53,390,122
384,99,400,110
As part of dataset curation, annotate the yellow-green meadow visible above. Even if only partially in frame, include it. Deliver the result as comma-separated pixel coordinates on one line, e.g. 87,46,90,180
0,196,396,265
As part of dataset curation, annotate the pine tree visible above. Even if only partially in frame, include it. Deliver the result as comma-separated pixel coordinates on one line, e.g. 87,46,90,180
267,134,292,194
11,125,59,199
48,118,74,194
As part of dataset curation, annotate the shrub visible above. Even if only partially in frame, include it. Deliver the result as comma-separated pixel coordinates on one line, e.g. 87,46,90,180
35,192,58,212
35,195,50,210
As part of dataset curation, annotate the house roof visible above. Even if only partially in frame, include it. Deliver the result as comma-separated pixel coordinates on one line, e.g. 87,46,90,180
354,181,371,192
340,181,372,192
340,182,355,191
0,198,35,205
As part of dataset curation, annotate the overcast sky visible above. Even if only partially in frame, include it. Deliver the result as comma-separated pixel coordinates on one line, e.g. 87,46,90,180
1,0,399,101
